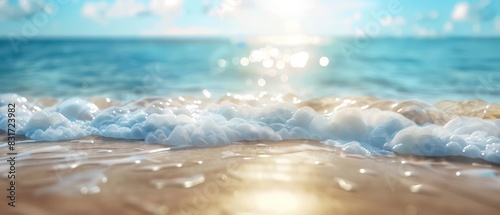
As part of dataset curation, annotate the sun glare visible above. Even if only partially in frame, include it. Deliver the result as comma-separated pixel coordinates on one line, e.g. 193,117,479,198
256,190,299,212
264,0,309,18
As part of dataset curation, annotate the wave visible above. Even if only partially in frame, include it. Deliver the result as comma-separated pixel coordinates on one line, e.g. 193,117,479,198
1,93,499,163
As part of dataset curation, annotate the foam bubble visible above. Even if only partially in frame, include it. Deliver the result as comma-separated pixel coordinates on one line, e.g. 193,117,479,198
1,93,499,163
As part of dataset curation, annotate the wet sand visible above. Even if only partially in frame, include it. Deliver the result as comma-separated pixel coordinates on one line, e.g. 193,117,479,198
1,138,500,215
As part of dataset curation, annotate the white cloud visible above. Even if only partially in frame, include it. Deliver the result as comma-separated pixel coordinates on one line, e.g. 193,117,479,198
473,23,481,33
204,0,373,35
150,0,181,14
451,0,496,23
393,16,406,25
429,11,439,19
82,0,146,22
452,2,469,21
353,11,362,22
413,25,436,37
139,0,374,37
81,0,182,22
444,21,453,32
379,15,405,27
416,11,439,21
81,2,110,22
0,0,45,20
343,18,352,26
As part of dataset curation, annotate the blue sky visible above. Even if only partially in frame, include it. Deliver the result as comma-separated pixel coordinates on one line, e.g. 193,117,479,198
0,0,499,37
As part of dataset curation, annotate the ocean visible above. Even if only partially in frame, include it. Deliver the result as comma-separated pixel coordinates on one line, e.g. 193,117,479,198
1,38,499,102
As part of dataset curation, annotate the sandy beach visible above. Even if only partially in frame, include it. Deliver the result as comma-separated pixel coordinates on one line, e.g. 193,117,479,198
1,138,499,215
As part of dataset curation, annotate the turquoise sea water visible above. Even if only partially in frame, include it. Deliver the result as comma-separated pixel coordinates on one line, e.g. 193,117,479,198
1,38,499,102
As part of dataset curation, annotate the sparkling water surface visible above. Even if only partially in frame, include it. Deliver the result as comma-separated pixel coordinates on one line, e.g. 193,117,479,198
1,38,499,102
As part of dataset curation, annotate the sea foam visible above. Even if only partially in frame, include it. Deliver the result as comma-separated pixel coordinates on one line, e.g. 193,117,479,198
1,93,499,163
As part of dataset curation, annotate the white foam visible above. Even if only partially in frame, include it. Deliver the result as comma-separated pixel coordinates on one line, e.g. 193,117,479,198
2,93,500,163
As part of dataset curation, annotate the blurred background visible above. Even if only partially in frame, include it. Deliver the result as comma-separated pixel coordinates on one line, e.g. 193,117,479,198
0,0,499,102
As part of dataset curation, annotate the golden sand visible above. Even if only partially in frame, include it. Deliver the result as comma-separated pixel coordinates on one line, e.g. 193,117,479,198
1,138,499,215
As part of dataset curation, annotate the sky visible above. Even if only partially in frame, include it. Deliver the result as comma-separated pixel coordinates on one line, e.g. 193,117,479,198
0,0,499,37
